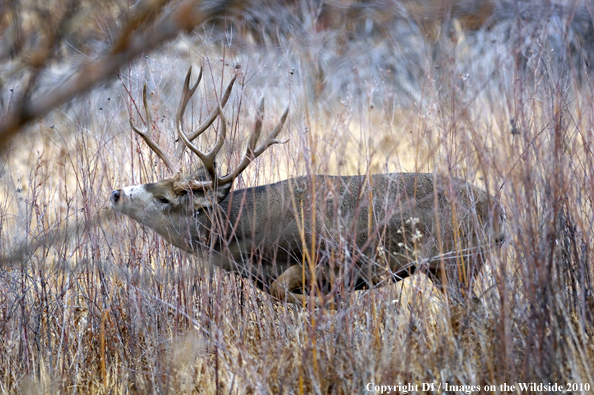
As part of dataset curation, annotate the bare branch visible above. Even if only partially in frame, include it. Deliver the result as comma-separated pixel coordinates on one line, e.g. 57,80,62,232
0,0,234,152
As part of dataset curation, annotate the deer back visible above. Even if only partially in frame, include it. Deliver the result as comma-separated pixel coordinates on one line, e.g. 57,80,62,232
199,172,504,290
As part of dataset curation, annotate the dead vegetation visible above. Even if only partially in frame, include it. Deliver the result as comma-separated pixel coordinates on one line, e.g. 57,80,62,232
1,0,593,393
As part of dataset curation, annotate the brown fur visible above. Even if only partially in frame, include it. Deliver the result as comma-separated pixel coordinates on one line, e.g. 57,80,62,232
112,172,505,305
113,67,504,305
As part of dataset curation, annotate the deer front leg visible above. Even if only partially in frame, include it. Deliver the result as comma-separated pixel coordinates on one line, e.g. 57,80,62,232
271,265,329,307
271,265,306,304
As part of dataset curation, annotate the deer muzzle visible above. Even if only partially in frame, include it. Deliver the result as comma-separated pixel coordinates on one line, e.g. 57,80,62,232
110,189,122,205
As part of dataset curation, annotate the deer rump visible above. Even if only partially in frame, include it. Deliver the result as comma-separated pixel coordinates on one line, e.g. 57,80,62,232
195,172,499,301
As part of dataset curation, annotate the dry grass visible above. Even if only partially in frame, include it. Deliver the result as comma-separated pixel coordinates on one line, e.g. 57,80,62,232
1,1,594,393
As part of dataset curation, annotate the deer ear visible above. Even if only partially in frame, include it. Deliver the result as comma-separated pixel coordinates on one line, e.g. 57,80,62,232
214,182,232,201
193,163,216,182
191,182,232,210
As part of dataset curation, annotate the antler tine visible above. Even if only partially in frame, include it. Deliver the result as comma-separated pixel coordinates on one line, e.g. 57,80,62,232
129,83,176,173
175,71,237,160
253,104,290,156
186,75,237,142
176,67,202,129
177,101,227,185
248,96,265,152
219,99,289,185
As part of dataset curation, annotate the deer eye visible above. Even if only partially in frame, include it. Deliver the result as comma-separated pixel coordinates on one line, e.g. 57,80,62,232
157,197,170,204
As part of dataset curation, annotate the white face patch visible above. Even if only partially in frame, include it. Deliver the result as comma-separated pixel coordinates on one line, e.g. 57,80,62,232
111,184,158,226
110,179,213,253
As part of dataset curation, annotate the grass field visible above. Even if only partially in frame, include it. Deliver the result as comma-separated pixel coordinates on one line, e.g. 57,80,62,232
1,1,593,393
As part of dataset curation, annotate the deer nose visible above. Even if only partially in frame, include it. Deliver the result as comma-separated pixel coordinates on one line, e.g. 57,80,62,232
110,190,121,204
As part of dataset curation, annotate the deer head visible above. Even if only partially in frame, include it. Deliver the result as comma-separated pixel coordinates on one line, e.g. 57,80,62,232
110,67,288,252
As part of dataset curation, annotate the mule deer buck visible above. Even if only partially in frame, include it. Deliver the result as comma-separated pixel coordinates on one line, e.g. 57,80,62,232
110,67,505,305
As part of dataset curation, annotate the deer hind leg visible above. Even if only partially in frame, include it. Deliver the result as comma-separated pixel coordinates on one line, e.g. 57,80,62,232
270,265,328,307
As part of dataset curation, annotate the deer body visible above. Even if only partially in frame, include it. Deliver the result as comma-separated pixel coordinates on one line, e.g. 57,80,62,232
112,172,504,304
111,67,504,304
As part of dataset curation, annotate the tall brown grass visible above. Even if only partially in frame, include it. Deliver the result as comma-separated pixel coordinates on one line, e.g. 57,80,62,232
1,0,593,393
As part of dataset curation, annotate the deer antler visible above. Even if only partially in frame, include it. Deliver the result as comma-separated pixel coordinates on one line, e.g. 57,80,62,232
174,67,237,159
129,66,236,175
176,67,237,158
130,84,177,173
176,100,227,186
218,98,289,185
178,95,289,189
131,66,289,193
